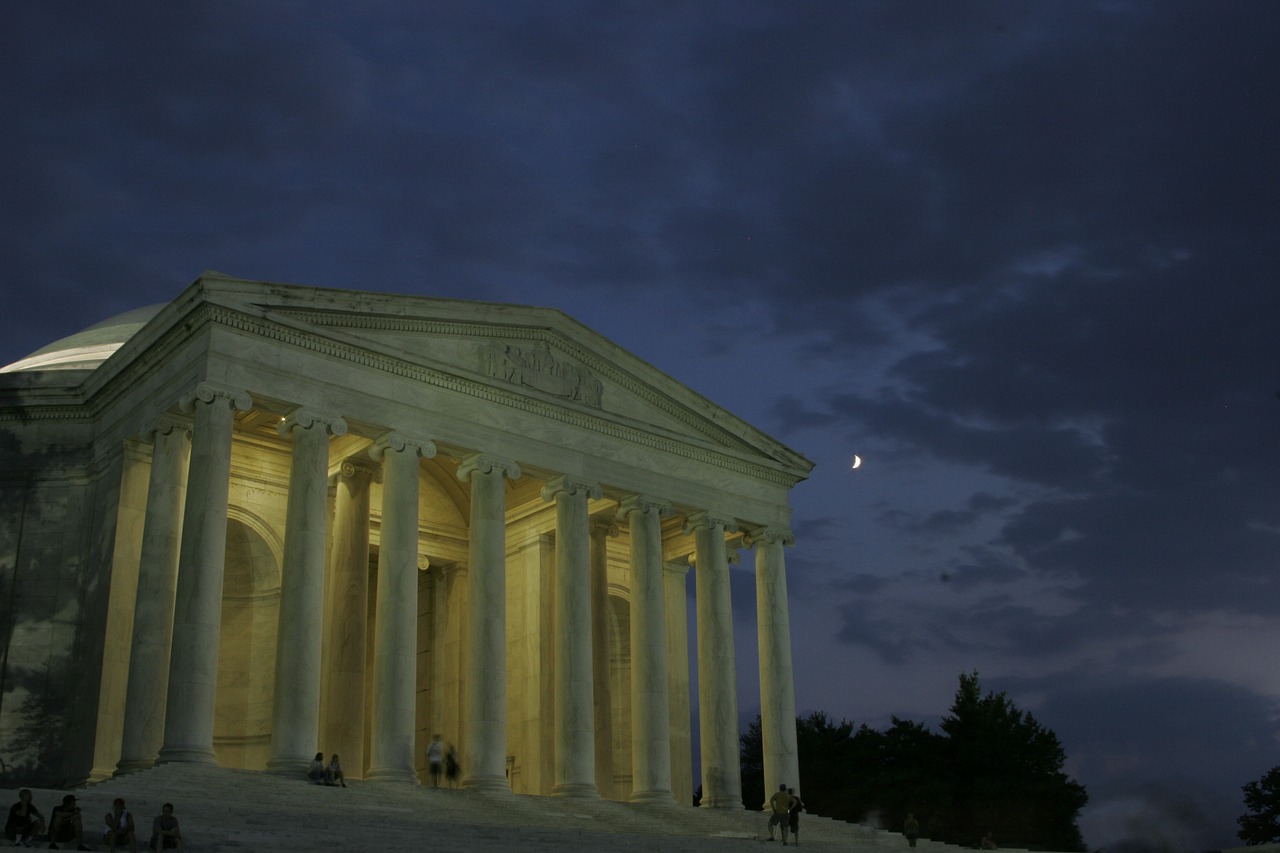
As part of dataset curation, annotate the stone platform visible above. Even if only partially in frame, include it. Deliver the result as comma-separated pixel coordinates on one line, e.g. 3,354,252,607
3,765,991,852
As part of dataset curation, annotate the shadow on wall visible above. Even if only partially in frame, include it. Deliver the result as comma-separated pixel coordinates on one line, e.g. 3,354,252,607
0,425,94,788
0,653,73,786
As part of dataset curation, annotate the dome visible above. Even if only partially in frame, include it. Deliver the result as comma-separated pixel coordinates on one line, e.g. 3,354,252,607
0,303,166,373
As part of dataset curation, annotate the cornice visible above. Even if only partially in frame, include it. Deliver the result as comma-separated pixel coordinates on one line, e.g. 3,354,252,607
2,303,807,488
0,302,218,424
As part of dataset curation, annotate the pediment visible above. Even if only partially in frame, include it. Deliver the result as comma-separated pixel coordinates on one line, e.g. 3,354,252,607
183,275,811,478
265,305,752,452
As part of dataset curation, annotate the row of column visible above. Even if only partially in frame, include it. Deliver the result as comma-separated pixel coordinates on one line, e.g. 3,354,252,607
114,380,800,806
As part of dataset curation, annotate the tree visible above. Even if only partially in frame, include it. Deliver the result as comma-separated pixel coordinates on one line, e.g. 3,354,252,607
739,673,1087,851
1238,766,1280,844
876,716,950,835
740,711,881,823
939,671,1087,851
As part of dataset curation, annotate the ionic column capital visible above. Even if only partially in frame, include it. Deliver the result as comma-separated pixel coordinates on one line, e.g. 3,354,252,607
369,431,437,461
683,510,738,536
145,413,192,441
617,495,673,523
337,455,383,484
590,517,620,538
456,452,520,482
424,559,461,579
541,474,602,503
663,558,691,579
741,527,795,549
277,408,348,439
689,549,741,568
180,381,252,414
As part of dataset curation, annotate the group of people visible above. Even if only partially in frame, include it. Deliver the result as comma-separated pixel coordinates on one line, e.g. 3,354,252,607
5,790,182,851
424,735,460,788
307,732,463,788
306,753,347,787
306,738,459,788
765,783,805,846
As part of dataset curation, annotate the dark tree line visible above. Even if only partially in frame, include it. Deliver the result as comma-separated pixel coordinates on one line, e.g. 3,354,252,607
1238,765,1280,844
741,672,1088,852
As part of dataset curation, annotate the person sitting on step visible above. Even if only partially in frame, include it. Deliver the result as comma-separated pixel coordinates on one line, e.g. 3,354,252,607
150,803,183,851
4,788,44,847
307,752,326,784
47,794,88,850
103,797,137,853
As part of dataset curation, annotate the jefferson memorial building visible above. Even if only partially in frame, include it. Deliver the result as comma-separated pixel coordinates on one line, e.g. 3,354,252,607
0,273,811,807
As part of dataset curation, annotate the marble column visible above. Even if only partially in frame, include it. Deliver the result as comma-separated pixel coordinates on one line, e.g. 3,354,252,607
618,495,675,804
686,510,742,809
116,415,191,774
664,559,694,809
457,453,520,792
269,409,348,774
588,518,617,800
321,456,380,776
542,475,601,798
158,382,251,765
744,527,800,799
367,432,435,783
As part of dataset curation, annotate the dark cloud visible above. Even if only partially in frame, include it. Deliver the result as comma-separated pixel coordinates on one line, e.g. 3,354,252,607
1031,675,1280,851
881,492,1019,537
5,3,1280,848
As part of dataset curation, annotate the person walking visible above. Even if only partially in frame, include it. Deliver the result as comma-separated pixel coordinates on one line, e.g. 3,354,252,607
426,734,444,787
904,812,920,848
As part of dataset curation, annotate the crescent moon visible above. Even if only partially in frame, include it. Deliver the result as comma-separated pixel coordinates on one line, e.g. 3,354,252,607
851,455,862,469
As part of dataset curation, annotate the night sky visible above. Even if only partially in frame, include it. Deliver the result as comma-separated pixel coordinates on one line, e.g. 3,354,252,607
4,4,1279,850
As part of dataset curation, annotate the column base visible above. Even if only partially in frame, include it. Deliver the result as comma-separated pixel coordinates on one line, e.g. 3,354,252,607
699,797,744,810
629,789,677,806
156,746,218,766
114,758,156,776
266,757,311,776
462,774,511,793
365,766,420,784
552,782,600,798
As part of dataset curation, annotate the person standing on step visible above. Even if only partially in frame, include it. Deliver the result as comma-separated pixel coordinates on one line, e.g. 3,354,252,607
444,742,461,788
788,787,804,846
426,734,444,787
149,803,183,852
766,783,796,845
103,797,136,853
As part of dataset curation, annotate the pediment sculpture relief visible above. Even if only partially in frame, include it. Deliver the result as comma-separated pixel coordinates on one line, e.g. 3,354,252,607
484,341,603,408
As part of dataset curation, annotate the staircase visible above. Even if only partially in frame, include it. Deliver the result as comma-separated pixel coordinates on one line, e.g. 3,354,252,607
2,765,1035,852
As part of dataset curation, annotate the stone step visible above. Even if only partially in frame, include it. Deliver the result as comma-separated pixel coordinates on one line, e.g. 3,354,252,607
1,765,1031,852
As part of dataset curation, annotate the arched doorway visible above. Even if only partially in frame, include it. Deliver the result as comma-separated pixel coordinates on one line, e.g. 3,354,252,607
215,517,280,769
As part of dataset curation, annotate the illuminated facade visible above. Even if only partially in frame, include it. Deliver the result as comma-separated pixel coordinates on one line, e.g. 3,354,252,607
0,273,809,805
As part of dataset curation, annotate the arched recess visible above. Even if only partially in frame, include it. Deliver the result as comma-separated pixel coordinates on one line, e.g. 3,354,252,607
215,515,280,769
608,591,632,796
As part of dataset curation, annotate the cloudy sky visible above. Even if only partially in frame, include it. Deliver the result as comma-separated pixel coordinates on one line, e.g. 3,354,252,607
4,3,1279,849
